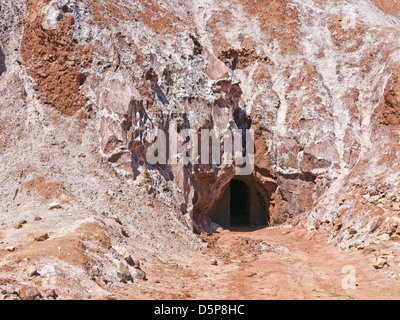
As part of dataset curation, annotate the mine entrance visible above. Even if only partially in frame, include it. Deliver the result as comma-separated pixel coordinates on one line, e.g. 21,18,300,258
211,176,270,228
230,179,249,225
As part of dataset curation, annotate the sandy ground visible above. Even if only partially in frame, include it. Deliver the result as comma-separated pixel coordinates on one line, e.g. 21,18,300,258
106,226,400,300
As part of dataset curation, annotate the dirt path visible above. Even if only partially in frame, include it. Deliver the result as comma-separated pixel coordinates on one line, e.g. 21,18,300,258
108,226,400,300
220,227,400,300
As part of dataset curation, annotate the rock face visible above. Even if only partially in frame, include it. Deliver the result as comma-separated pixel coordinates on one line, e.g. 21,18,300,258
371,0,400,17
2,0,400,274
8,0,400,237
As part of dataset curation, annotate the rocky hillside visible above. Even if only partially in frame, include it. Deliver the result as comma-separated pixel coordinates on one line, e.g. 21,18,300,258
2,0,400,299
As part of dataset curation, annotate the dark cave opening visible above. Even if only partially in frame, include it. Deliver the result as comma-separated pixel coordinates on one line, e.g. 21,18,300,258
211,177,269,228
230,179,249,226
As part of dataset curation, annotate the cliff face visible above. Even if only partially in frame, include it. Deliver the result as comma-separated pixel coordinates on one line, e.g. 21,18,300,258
13,0,400,235
2,0,400,298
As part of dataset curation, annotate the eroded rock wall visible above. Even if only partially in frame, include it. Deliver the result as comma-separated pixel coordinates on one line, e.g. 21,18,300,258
13,0,400,241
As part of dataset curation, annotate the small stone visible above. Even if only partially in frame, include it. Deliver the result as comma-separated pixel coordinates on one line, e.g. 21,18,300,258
122,252,132,264
13,224,23,229
133,268,147,281
120,263,130,276
349,228,358,235
378,198,388,205
390,234,400,241
377,233,390,241
388,218,400,234
292,219,300,226
34,216,42,221
78,153,86,158
107,190,114,197
6,246,15,252
133,260,141,268
44,289,57,300
379,249,393,257
391,216,400,226
48,202,61,210
34,232,49,242
369,195,381,203
210,259,218,266
344,233,354,241
19,287,41,300
374,257,387,269
117,262,131,282
333,218,342,226
393,203,400,211
19,220,27,225
370,220,382,233
333,221,342,231
24,266,38,277
117,247,132,263
362,183,369,189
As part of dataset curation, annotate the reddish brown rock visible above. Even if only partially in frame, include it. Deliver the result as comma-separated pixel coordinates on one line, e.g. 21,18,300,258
349,228,358,235
19,287,41,300
34,232,49,242
21,0,92,116
372,0,400,17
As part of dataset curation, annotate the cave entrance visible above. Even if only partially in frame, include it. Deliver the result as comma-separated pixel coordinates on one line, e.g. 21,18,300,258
211,177,269,228
230,179,249,226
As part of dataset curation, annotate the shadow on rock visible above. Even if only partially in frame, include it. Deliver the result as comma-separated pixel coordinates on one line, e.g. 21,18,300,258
0,48,6,77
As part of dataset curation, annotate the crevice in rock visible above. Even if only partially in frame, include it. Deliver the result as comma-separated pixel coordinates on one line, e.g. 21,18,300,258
189,34,203,56
162,65,174,87
0,47,6,77
145,68,169,105
277,171,317,183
